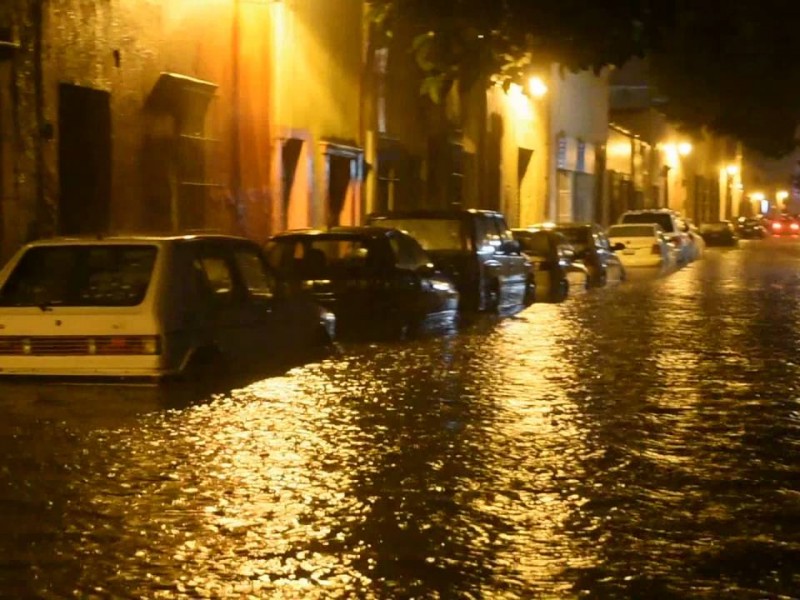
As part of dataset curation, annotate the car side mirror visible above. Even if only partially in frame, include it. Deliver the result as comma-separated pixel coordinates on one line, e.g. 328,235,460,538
500,239,521,254
612,242,626,252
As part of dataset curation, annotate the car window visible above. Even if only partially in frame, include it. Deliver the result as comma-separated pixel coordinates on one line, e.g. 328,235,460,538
608,225,657,238
554,226,591,251
476,216,502,252
621,212,675,233
514,232,550,257
233,248,274,300
370,218,468,251
495,216,512,241
194,255,235,301
268,236,393,279
392,233,430,270
0,244,157,307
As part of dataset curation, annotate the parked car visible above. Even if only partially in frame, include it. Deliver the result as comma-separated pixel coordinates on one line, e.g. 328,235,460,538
531,222,626,287
735,217,767,239
699,221,739,247
606,223,673,270
618,209,693,265
0,235,336,379
265,227,459,336
511,228,589,301
682,219,706,260
768,214,800,236
367,209,533,313
511,229,570,302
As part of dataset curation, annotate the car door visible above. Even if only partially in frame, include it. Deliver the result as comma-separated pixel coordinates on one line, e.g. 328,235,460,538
491,215,528,309
191,241,279,363
391,232,453,319
594,228,622,282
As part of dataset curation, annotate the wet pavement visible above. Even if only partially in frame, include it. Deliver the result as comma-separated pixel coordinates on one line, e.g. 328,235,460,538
2,239,800,598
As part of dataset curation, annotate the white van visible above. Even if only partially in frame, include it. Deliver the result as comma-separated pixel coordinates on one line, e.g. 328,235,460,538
0,235,335,379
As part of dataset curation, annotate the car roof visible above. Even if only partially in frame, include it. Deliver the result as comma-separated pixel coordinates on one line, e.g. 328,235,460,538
270,226,398,241
368,209,505,219
21,233,256,247
530,222,596,229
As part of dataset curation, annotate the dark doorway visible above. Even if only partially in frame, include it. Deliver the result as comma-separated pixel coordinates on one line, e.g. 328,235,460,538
58,84,111,235
281,138,303,229
327,155,352,227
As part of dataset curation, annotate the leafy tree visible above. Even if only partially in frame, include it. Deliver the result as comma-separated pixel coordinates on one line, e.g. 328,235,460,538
368,0,800,157
648,0,800,157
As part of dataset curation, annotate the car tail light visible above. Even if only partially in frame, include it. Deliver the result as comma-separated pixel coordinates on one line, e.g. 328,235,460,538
94,336,161,355
0,335,161,356
790,222,799,232
651,243,661,255
772,222,783,231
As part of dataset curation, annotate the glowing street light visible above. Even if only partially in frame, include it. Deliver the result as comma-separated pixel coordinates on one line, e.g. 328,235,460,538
752,192,766,202
725,164,739,176
777,190,789,202
528,76,548,98
678,142,692,156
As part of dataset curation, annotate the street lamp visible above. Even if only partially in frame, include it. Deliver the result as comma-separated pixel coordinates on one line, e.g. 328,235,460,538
528,76,548,98
722,164,739,220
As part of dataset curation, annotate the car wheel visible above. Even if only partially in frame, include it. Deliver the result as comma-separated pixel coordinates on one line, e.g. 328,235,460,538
523,276,536,307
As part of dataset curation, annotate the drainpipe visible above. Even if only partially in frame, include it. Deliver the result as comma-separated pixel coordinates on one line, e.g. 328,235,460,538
230,0,242,233
31,0,46,238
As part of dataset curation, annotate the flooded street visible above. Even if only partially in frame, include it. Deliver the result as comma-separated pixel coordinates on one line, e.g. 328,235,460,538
2,239,800,598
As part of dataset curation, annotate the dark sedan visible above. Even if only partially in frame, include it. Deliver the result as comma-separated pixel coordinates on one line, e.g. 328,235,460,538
512,228,586,302
735,217,767,239
530,222,625,288
368,209,533,314
699,221,739,247
265,227,459,337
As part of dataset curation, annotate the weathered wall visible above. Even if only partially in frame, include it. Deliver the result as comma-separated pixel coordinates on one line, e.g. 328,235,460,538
272,0,364,228
0,0,44,260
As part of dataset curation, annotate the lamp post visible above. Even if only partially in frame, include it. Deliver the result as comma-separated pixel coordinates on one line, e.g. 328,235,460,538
725,164,738,220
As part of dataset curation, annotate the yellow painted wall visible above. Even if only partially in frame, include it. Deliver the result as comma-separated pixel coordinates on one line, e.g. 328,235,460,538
271,0,363,228
487,84,549,228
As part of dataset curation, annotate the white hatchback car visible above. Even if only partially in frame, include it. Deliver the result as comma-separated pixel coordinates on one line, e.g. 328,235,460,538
607,223,673,270
0,235,335,379
618,209,693,265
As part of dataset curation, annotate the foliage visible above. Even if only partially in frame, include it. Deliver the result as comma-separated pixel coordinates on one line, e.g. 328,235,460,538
368,0,800,157
367,0,666,95
648,0,800,157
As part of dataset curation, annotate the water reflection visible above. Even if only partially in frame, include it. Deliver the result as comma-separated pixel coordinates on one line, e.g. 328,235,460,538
2,241,800,597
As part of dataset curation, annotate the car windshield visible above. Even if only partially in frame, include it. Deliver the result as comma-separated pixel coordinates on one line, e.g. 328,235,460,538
268,236,390,279
551,227,591,250
371,218,467,251
513,232,551,256
608,225,657,238
0,244,158,307
701,223,730,232
621,213,675,232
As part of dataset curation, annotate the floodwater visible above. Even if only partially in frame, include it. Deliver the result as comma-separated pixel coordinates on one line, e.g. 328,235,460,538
1,239,800,598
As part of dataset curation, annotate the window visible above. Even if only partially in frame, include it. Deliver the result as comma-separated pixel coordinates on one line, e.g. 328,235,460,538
0,244,157,307
371,218,467,251
392,233,430,270
608,225,659,238
233,249,274,299
194,256,234,301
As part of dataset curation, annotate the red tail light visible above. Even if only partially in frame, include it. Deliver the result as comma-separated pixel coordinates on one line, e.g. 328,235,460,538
651,243,661,255
790,222,799,232
772,222,783,231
